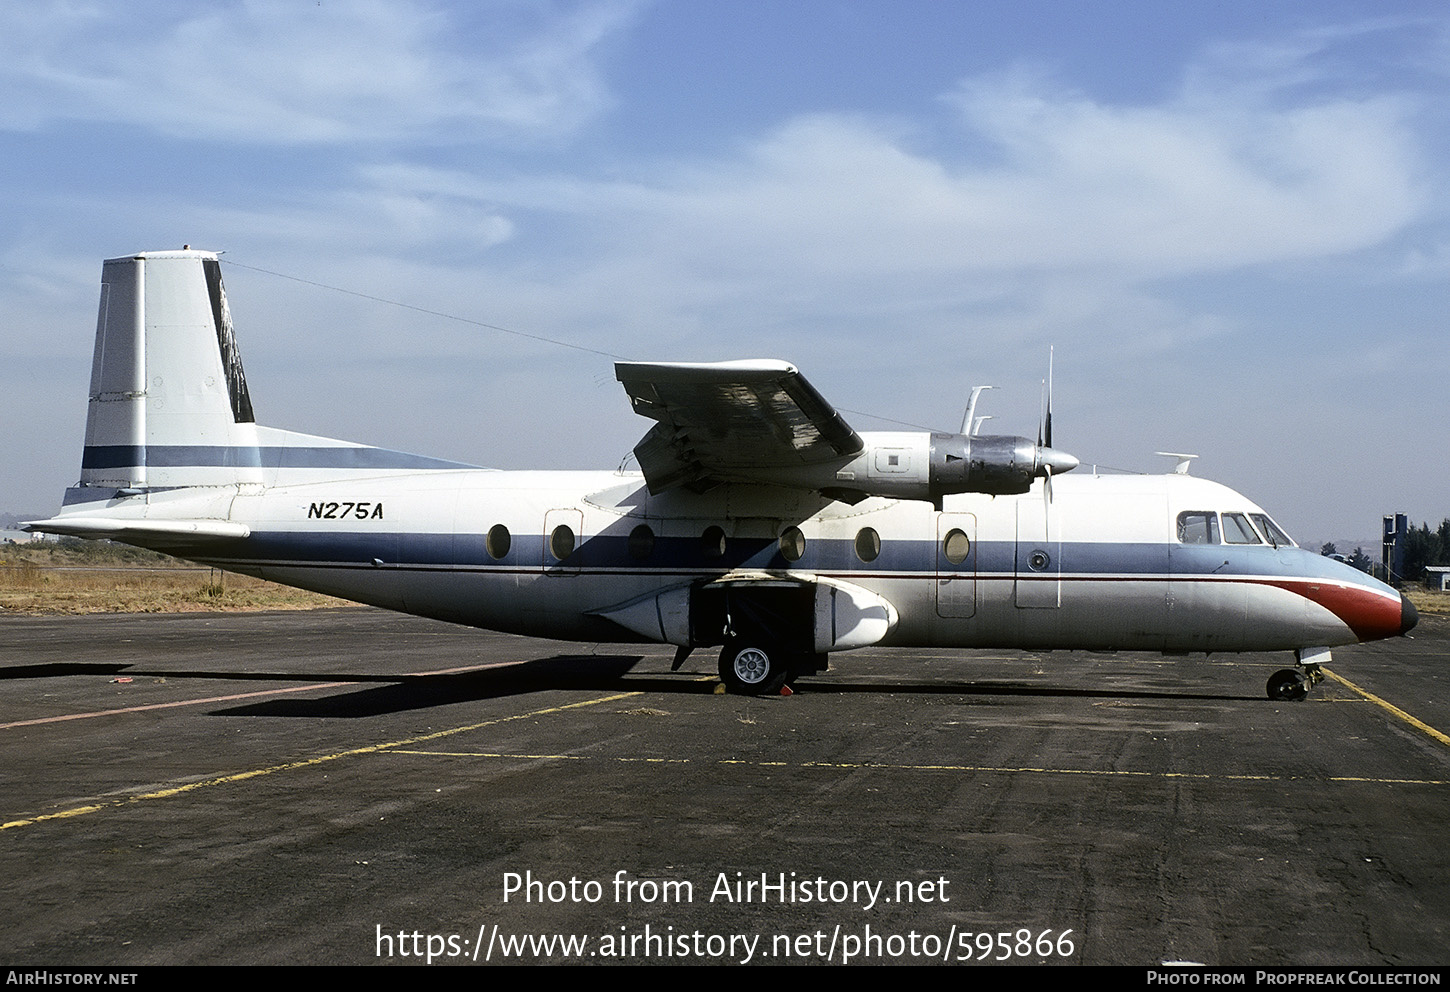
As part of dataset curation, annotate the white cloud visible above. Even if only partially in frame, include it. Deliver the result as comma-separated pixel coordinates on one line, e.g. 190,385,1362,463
0,0,640,143
347,59,1424,358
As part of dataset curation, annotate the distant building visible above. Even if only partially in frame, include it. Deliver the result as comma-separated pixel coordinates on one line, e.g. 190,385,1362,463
1426,566,1450,593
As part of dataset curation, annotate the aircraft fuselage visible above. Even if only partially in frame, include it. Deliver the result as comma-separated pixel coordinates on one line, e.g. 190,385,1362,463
99,466,1406,657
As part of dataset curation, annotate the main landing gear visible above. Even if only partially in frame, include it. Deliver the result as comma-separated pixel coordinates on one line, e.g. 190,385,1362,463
718,640,791,696
717,640,828,696
699,581,823,696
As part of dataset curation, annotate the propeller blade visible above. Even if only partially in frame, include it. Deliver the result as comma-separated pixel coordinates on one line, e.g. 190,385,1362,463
1037,379,1045,449
1043,463,1053,535
1044,346,1054,449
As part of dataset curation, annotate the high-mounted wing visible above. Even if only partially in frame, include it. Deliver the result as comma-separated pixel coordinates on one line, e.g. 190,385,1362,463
615,360,864,495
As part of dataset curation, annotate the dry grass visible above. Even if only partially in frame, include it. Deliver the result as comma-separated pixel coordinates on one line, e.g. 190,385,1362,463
0,540,349,615
1404,588,1450,615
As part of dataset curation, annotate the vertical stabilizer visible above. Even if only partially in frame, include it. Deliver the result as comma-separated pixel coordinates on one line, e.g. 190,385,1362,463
81,251,261,491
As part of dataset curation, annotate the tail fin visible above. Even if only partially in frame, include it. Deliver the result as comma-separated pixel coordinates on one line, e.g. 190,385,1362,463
82,250,262,491
52,249,478,518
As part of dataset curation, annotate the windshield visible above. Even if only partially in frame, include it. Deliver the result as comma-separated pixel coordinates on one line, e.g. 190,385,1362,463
1223,512,1264,544
1249,513,1296,548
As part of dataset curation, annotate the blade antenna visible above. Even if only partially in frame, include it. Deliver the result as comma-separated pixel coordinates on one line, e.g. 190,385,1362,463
962,385,995,436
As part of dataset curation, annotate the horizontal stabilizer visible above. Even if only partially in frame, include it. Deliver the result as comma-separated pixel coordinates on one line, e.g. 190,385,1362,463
23,517,250,541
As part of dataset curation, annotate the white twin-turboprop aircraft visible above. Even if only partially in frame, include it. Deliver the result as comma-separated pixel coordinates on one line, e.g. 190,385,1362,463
28,250,1417,699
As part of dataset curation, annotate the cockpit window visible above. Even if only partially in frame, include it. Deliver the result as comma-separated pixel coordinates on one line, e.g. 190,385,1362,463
1177,511,1220,544
1250,513,1295,548
1222,512,1263,545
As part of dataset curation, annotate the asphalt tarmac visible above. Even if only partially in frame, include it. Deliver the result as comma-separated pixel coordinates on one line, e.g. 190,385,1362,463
1,607,1447,966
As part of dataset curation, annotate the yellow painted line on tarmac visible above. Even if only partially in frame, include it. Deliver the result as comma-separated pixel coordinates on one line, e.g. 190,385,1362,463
1,691,641,831
385,751,1448,786
1324,668,1450,749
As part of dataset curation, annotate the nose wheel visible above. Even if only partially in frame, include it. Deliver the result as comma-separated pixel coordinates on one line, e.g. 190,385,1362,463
1266,663,1324,701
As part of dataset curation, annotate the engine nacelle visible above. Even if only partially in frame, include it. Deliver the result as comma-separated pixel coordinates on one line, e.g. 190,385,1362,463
692,430,1079,506
930,433,1044,497
812,431,1078,504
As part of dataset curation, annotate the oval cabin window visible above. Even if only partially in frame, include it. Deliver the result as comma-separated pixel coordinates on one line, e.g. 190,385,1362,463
779,526,805,562
854,527,881,563
550,524,575,561
701,525,727,559
486,524,511,560
943,528,970,564
628,524,655,560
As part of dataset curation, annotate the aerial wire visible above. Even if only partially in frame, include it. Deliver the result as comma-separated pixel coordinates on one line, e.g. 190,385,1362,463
221,258,628,362
223,256,945,431
220,257,1140,458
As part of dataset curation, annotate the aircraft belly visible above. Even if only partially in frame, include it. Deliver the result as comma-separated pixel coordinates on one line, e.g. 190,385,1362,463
258,564,410,613
1239,582,1314,650
1165,578,1248,652
918,576,1172,651
1057,578,1170,650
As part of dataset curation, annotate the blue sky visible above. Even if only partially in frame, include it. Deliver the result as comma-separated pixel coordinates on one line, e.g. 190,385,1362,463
2,1,1446,544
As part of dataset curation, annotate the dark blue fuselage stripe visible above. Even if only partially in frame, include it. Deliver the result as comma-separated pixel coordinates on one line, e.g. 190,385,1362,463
81,445,478,471
224,530,1362,585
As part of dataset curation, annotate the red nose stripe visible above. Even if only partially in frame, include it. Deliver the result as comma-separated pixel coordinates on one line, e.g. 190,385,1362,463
1265,580,1403,642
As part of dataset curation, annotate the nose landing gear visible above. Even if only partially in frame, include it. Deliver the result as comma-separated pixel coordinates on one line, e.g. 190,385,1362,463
1266,661,1325,701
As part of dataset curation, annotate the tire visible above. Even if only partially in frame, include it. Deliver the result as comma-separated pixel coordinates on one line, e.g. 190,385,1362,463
718,641,789,695
1266,668,1309,701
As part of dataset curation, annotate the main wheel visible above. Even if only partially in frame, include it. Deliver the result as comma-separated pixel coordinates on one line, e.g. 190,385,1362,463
1267,668,1309,701
718,641,789,695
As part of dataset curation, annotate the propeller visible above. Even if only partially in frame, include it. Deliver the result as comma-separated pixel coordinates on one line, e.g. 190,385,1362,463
931,354,1076,508
1033,346,1077,543
1043,346,1054,449
1036,346,1056,449
1038,347,1059,505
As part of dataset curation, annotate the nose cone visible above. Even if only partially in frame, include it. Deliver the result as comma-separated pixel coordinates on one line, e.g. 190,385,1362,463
1038,446,1080,476
1401,593,1419,636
